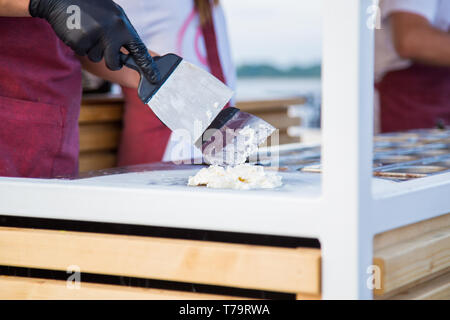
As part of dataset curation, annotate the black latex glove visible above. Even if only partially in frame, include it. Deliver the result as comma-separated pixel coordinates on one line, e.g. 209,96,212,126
29,0,160,82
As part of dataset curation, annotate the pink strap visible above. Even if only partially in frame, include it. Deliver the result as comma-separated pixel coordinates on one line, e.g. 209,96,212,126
199,1,227,85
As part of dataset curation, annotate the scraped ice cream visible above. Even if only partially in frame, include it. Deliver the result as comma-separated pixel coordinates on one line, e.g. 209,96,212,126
235,125,258,164
204,124,274,166
188,164,282,190
206,110,213,121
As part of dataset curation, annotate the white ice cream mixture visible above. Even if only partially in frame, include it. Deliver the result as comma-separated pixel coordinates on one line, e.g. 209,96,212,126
204,124,274,166
188,164,283,190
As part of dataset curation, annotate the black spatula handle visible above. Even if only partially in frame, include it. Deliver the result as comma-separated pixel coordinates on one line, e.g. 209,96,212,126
120,53,183,105
120,53,160,84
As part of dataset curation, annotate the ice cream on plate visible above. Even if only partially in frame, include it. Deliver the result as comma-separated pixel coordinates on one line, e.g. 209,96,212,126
188,164,282,190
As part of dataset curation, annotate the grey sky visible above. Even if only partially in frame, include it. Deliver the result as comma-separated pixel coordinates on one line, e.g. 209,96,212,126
221,0,323,66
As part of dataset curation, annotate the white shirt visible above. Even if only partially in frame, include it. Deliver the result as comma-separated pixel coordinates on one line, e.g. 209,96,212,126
375,0,450,81
116,0,236,92
115,0,237,161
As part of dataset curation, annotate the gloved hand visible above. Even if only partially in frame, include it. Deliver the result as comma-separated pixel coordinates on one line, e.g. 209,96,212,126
29,0,160,82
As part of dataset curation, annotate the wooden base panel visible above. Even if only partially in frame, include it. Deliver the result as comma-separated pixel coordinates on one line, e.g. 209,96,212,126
373,214,450,297
0,276,247,300
386,272,450,300
0,227,321,295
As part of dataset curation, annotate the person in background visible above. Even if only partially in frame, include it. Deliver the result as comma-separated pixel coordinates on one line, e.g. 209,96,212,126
114,0,236,165
0,0,151,178
375,0,450,133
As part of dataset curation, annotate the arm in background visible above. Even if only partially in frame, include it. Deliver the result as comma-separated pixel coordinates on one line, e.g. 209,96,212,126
390,12,450,66
0,0,156,91
79,56,140,89
2,0,159,80
79,50,159,89
0,0,30,16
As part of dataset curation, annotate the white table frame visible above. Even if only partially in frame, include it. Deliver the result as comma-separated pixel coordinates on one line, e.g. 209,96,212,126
0,0,449,299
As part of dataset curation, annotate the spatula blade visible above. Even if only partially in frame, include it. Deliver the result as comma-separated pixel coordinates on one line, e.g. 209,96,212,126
147,60,233,144
196,108,276,166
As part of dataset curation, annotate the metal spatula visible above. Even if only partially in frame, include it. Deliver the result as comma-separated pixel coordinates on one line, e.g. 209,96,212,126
121,53,275,165
121,53,232,144
195,107,275,165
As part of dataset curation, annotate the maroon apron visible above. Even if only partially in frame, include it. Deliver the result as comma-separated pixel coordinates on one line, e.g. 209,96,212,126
376,64,450,133
0,17,82,178
117,86,172,165
118,1,229,166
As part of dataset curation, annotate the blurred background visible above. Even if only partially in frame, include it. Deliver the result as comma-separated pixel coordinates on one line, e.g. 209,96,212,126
222,0,322,101
80,0,324,172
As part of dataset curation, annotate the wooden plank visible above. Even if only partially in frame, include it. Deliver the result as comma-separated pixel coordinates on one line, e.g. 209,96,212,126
80,95,306,114
256,129,298,146
79,152,117,173
262,129,301,146
374,265,449,299
296,293,321,300
0,276,246,300
373,226,450,296
79,104,301,127
82,93,124,104
79,104,123,124
236,98,306,113
0,227,321,295
386,272,450,300
278,134,301,145
252,112,300,130
374,213,450,251
79,123,121,152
